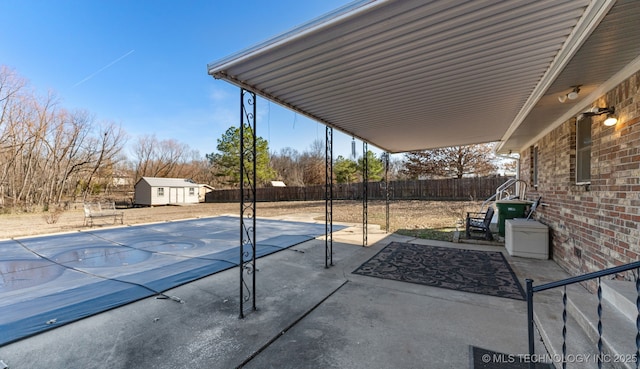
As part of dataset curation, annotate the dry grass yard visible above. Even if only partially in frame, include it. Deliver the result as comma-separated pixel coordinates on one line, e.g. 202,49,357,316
0,200,483,241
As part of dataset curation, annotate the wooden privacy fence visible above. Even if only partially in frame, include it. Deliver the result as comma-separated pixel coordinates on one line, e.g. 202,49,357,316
206,177,510,203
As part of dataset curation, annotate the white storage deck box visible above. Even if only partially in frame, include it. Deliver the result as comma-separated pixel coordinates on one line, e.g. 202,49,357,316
505,219,549,259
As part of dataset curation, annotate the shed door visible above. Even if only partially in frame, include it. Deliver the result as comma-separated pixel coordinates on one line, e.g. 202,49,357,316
168,188,184,204
178,188,184,203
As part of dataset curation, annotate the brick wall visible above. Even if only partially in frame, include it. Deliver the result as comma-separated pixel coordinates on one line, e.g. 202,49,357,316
520,71,640,277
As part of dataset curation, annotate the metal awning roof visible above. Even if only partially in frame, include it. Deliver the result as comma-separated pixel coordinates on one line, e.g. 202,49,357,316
208,0,640,154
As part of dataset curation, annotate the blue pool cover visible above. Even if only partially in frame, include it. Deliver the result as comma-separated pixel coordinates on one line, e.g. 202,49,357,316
0,216,345,346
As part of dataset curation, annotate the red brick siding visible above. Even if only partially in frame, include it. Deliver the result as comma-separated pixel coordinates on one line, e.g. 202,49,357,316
520,71,640,277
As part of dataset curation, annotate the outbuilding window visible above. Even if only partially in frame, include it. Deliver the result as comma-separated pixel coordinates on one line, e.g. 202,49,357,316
158,187,165,196
576,116,592,184
189,187,195,196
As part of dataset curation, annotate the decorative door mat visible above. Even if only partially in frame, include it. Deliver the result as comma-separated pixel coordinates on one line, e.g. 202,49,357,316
353,242,525,300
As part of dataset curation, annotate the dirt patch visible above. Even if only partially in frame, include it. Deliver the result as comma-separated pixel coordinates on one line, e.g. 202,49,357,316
0,200,482,240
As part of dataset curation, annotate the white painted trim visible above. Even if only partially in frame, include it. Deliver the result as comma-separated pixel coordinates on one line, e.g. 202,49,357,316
497,0,616,153
517,54,640,152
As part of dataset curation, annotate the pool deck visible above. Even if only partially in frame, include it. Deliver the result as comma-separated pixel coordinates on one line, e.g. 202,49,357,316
0,218,571,369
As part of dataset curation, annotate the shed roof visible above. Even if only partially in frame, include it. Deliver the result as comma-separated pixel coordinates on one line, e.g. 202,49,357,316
208,0,640,154
139,177,197,187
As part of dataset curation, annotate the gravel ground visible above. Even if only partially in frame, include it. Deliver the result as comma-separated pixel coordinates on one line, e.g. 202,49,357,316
0,200,482,240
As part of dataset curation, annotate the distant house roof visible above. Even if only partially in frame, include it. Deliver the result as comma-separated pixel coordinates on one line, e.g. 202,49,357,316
139,177,197,187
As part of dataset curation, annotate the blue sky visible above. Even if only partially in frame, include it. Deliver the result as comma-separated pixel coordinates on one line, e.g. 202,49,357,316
0,0,381,159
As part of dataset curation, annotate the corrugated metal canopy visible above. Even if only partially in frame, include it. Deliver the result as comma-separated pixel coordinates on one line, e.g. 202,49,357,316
499,0,640,153
208,0,640,154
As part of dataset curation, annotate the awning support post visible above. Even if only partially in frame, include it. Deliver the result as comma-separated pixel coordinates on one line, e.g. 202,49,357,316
325,126,333,268
384,152,390,233
239,88,257,318
362,142,368,246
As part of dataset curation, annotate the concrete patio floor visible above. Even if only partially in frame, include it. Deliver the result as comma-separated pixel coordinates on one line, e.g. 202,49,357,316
0,219,570,369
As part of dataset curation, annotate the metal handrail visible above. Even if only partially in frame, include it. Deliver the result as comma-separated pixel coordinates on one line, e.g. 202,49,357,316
526,260,640,369
530,261,640,293
496,177,518,193
496,179,527,201
479,178,528,212
479,192,497,212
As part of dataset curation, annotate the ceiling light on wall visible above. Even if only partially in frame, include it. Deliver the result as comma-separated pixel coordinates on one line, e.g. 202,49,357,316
558,85,581,103
580,106,617,126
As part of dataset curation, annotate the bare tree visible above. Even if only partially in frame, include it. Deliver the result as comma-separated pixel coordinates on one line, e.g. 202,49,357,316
270,147,304,186
0,66,127,209
185,157,221,187
387,155,407,180
81,122,127,198
300,139,325,185
133,134,156,180
52,110,94,202
0,65,27,134
0,68,30,207
133,135,198,181
402,143,498,179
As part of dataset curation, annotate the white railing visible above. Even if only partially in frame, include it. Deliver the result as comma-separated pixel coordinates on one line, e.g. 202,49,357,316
480,178,528,212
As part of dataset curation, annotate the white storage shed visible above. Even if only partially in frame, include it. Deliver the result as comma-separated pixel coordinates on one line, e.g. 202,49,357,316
134,177,200,206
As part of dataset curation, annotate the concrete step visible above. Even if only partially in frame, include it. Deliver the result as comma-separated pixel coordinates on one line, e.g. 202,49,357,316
565,283,638,369
533,288,601,369
532,276,640,369
602,279,637,324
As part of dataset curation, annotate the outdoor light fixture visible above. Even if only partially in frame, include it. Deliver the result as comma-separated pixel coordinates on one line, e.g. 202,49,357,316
579,106,617,126
558,86,581,103
604,111,618,126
